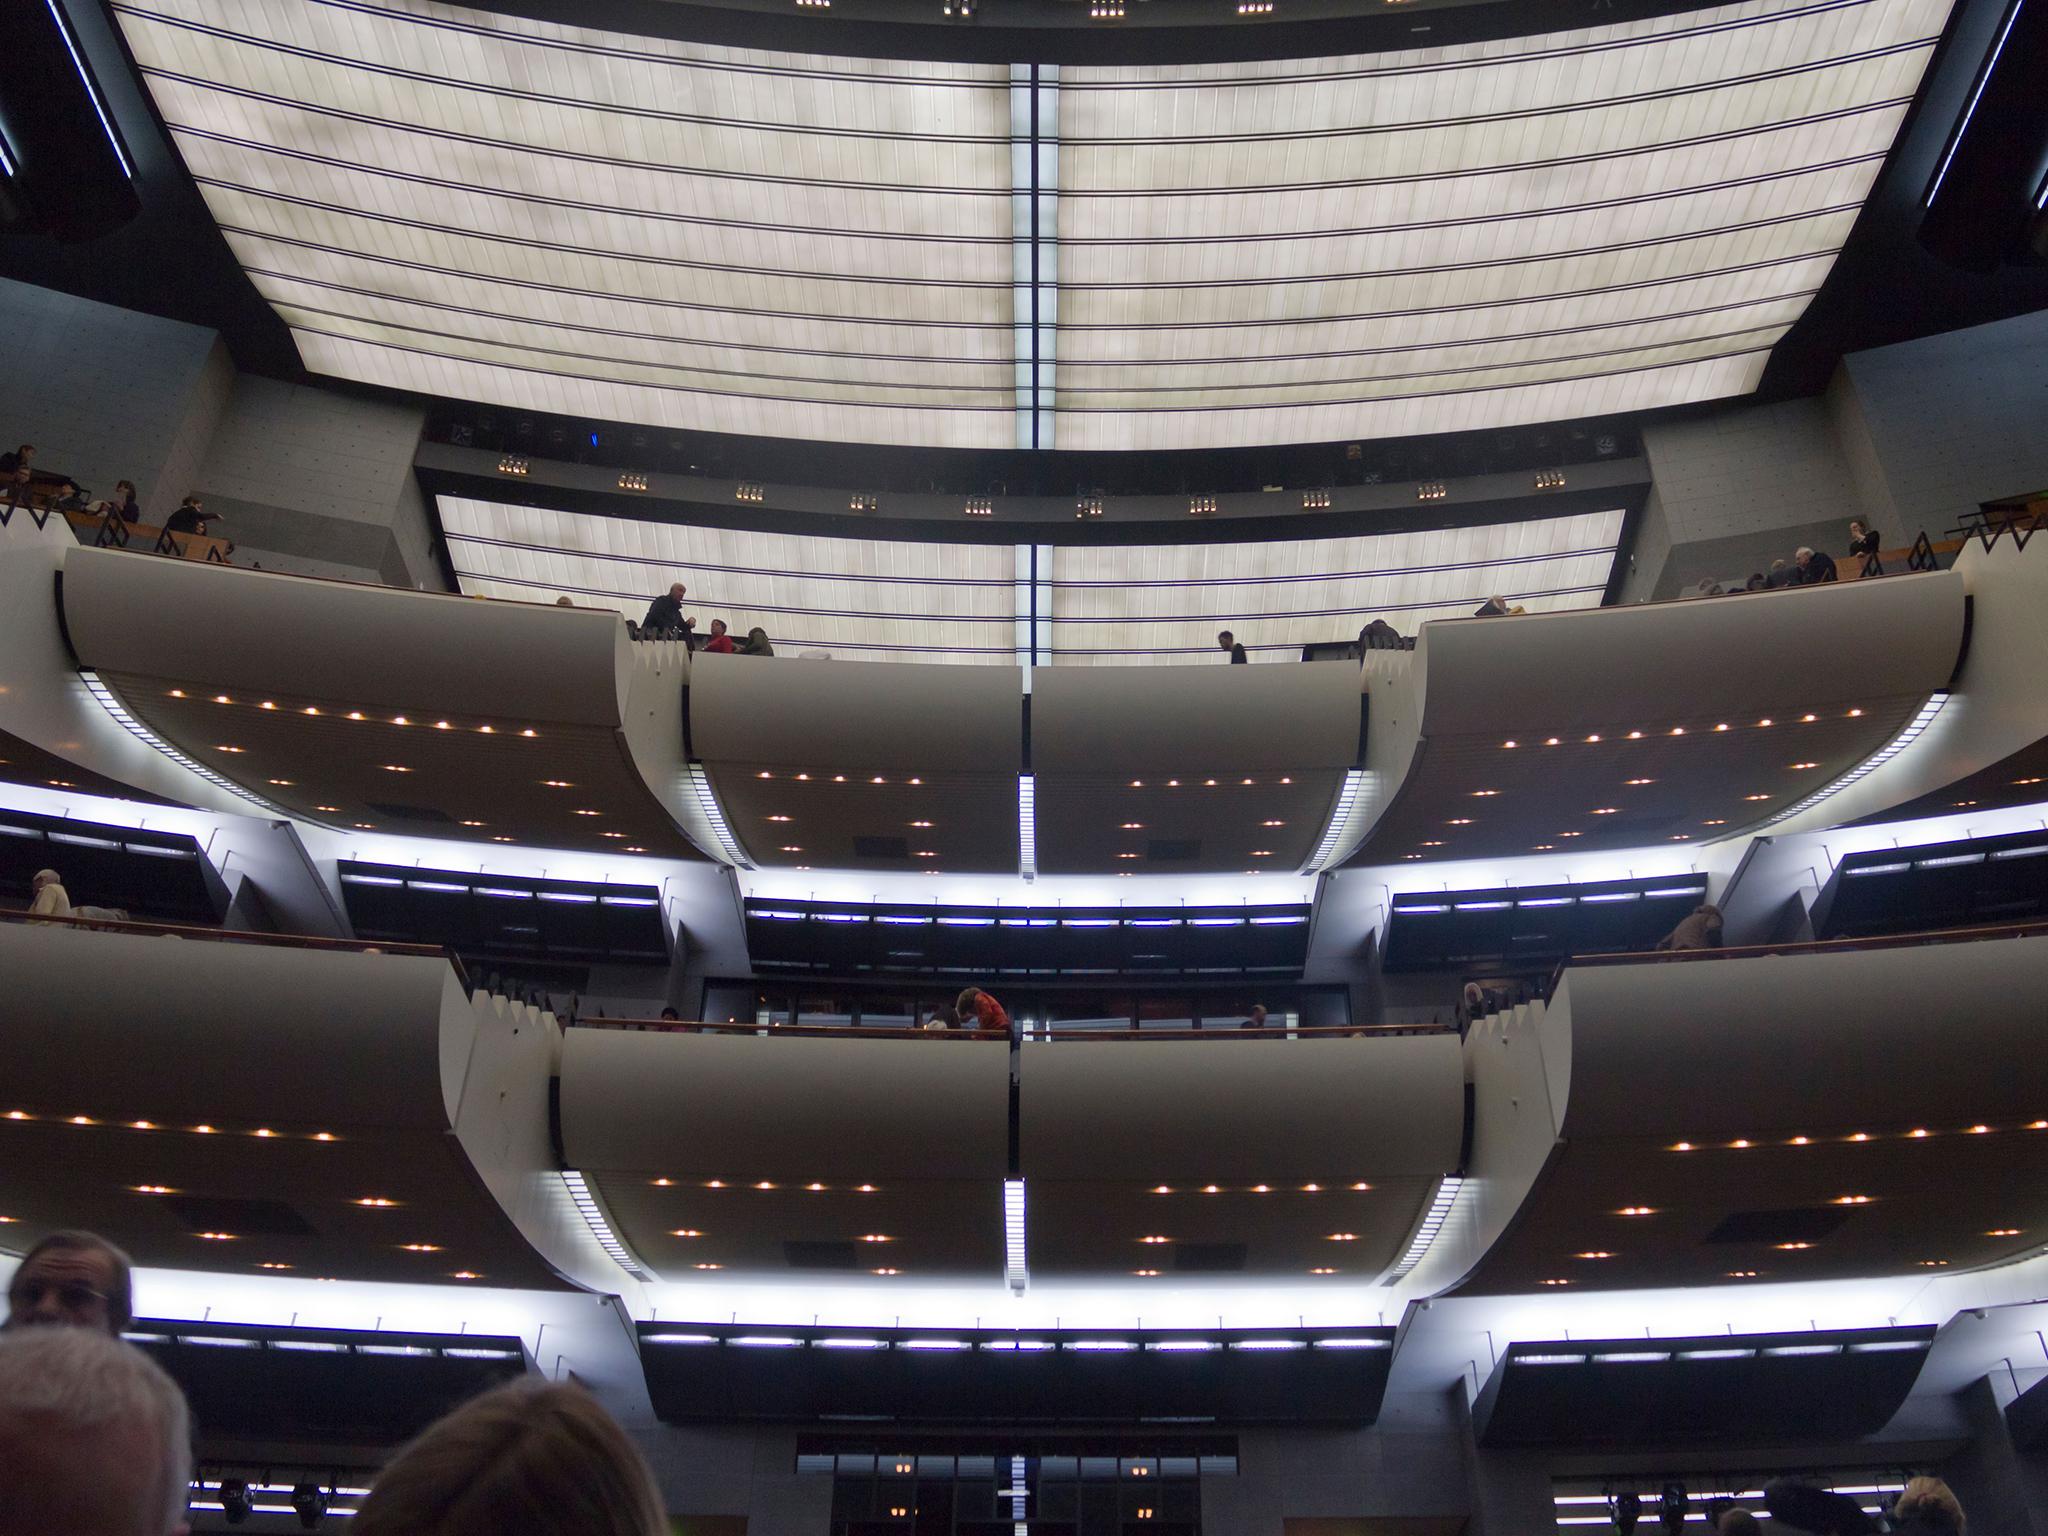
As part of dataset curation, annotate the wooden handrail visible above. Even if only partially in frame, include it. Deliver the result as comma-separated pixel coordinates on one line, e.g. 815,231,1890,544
61,508,232,563
0,905,446,958
1546,918,2048,998
575,1017,1443,1040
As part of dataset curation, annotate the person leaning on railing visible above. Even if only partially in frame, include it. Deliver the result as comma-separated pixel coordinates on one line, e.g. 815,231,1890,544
956,986,1009,1033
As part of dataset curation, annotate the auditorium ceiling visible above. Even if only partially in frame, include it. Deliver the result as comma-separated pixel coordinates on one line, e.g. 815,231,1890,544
112,0,1957,450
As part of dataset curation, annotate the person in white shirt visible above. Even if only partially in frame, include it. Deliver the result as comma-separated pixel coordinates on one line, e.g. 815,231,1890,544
28,868,71,921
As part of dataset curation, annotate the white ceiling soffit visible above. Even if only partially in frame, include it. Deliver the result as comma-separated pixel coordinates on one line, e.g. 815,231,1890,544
438,496,1623,664
114,0,1016,450
114,0,1948,451
1047,512,1624,664
439,496,1018,664
1056,0,1952,450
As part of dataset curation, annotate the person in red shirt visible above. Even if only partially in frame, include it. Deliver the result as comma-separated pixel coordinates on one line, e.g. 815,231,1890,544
702,618,736,654
955,987,1009,1034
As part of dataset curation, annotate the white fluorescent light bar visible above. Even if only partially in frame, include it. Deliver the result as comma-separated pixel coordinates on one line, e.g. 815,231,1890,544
899,1339,970,1351
1593,1351,1671,1363
560,1170,652,1281
1925,0,2026,205
269,1341,351,1353
815,1338,888,1350
1150,1340,1219,1352
1312,1337,1391,1350
1849,1339,1929,1353
1916,852,1985,868
1231,1339,1307,1351
1005,1178,1028,1294
536,891,599,904
176,1335,260,1348
644,1333,720,1344
1453,900,1513,911
1515,896,1575,908
1516,1353,1588,1366
1756,693,1951,830
1019,774,1037,879
1383,1174,1464,1282
1187,916,1245,927
1398,903,1451,915
1846,862,1912,876
44,0,132,178
1067,1340,1137,1351
600,895,661,907
343,874,405,889
406,880,469,893
686,762,753,867
731,1335,805,1348
1248,915,1308,925
1578,892,1641,904
474,886,533,899
1762,1343,1843,1356
1303,769,1365,873
1676,1348,1756,1360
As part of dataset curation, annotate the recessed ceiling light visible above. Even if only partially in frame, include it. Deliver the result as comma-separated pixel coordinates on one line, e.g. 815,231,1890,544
1351,1181,1371,1191
1539,1278,1571,1287
258,1261,293,1270
1502,739,1518,748
451,1270,483,1280
755,1181,775,1190
168,689,186,698
267,778,294,787
1617,1206,1655,1217
1326,1232,1359,1242
1590,807,1619,815
1801,713,1817,722
1203,1184,1220,1194
1774,1241,1815,1251
873,1267,901,1276
1727,1270,1759,1278
1139,1235,1171,1244
131,1184,176,1195
1625,778,1654,786
213,695,230,704
1574,1251,1614,1260
392,717,410,726
1987,1228,2022,1237
574,809,602,817
1544,737,1560,746
1133,1268,1160,1277
1702,818,1727,826
781,846,803,853
767,815,791,822
1743,793,1772,801
1532,843,1555,850
694,1262,723,1271
1471,790,1499,798
670,1229,704,1238
543,780,573,788
858,1183,878,1193
1916,1259,1947,1268
1848,708,1864,717
911,820,934,828
1585,734,1601,744
399,1243,443,1252
1557,831,1581,837
859,1234,893,1243
1831,1195,1874,1205
2014,777,2045,787
1309,1267,1337,1274
381,764,411,774
1789,762,1819,770
196,1231,236,1241
1447,818,1474,826
217,745,244,754
353,1197,399,1208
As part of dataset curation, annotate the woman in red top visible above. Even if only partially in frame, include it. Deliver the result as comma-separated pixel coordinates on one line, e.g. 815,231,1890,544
955,987,1010,1033
702,618,736,654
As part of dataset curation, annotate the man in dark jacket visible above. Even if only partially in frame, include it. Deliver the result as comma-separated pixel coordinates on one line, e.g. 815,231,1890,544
1795,546,1838,583
1218,630,1247,663
641,582,696,644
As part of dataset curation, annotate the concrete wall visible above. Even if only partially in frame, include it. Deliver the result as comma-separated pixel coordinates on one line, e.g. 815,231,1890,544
195,375,442,588
0,275,226,518
1630,308,2048,601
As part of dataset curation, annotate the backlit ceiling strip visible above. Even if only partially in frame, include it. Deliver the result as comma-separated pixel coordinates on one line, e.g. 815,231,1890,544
438,497,1622,665
112,0,1951,450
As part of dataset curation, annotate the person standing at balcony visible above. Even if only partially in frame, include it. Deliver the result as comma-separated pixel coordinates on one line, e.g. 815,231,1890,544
1848,520,1883,575
1655,902,1724,951
640,582,696,645
956,986,1010,1034
740,626,775,657
1239,1003,1269,1030
702,619,735,654
1218,630,1248,663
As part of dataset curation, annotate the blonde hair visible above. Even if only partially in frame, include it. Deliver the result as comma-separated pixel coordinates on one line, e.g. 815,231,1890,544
1895,1476,1965,1532
352,1380,665,1536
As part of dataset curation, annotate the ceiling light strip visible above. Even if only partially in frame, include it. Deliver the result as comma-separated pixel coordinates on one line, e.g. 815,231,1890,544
1009,64,1059,450
1382,1174,1465,1284
1004,1177,1029,1294
684,762,753,868
1302,769,1366,874
45,0,133,179
79,671,289,817
1924,0,2025,206
560,1170,652,1281
1018,775,1038,881
1752,692,1949,831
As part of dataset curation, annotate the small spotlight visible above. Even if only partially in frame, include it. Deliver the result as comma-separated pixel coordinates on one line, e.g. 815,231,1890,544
291,1483,329,1529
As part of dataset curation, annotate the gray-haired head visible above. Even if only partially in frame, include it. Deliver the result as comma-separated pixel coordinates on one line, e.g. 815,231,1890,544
0,1326,192,1535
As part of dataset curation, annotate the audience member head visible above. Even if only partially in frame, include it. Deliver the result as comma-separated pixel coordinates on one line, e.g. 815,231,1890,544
1795,546,1815,567
31,868,63,898
955,987,984,1022
1746,572,1766,591
1849,519,1866,539
9,444,33,466
1249,1004,1268,1027
554,596,574,607
1717,1510,1762,1536
1771,558,1786,572
115,480,134,501
1894,1477,1964,1532
658,1007,680,1021
350,1379,665,1536
1217,630,1235,651
668,582,687,601
0,1325,191,1536
6,1229,134,1333
743,627,771,654
710,619,728,639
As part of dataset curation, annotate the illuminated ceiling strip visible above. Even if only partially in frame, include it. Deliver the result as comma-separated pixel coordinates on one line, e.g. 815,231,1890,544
1302,770,1366,874
1018,776,1038,881
46,0,133,179
560,1170,651,1281
1005,1178,1029,1294
1011,65,1059,450
1382,1175,1464,1284
685,763,754,869
1924,0,2025,206
79,672,289,817
1752,692,1950,831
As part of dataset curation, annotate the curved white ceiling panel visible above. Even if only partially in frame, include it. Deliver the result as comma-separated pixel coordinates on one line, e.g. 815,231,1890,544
1055,0,1951,449
115,0,1016,448
113,0,1949,450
